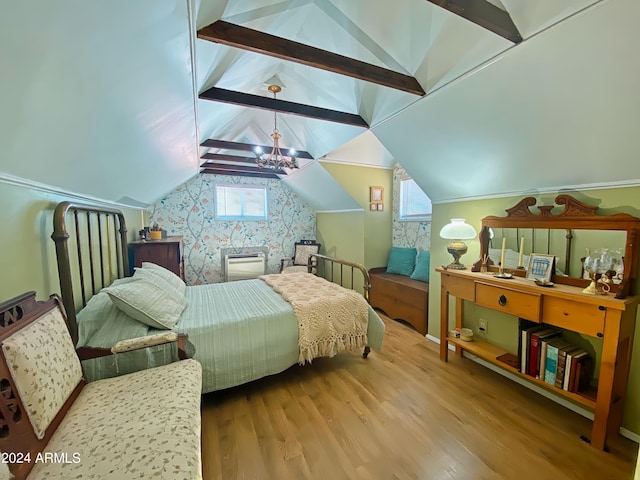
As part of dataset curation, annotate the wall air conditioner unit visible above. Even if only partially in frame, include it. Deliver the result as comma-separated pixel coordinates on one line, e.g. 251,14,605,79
224,253,266,282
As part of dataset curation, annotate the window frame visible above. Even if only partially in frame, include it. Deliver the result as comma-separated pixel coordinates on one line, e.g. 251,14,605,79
214,184,268,221
399,178,432,221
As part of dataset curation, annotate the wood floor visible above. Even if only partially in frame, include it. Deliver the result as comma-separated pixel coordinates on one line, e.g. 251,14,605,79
201,315,638,480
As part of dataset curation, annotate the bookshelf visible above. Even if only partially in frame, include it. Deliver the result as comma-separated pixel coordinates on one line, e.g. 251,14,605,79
446,335,597,408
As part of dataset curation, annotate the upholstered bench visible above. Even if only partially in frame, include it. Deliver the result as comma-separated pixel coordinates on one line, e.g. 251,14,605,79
0,292,202,480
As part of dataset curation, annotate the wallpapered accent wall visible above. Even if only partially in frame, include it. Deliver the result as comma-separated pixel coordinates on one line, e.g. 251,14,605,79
149,174,316,285
392,164,431,250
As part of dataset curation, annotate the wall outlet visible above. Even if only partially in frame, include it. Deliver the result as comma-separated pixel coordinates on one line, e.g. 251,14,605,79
478,319,488,334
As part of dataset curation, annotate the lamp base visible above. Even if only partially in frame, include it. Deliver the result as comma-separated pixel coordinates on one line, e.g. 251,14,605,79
446,241,468,270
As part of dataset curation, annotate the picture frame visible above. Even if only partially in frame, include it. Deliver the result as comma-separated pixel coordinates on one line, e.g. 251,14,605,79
370,204,377,211
370,186,383,203
377,203,384,211
526,253,555,282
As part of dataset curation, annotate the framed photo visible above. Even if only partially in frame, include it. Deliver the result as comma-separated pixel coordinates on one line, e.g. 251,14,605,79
526,254,555,282
370,204,377,211
377,203,384,211
370,186,383,203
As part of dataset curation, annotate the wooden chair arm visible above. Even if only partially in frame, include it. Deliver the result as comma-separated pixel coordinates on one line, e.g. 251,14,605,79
76,333,191,361
280,257,294,272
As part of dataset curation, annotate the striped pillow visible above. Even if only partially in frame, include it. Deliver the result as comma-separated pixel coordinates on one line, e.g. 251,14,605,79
141,262,186,295
104,277,187,329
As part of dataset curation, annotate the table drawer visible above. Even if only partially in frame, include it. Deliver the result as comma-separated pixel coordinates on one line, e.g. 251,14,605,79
475,283,541,321
442,273,475,301
542,297,605,337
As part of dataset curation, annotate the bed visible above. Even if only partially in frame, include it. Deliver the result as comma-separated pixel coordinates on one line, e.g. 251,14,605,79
51,201,385,393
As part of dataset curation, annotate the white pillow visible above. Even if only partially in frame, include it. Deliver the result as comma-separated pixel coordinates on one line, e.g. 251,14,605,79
141,262,186,295
489,248,527,270
103,277,187,329
133,267,184,298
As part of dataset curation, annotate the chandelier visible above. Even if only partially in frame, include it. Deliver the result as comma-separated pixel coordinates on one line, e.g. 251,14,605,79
254,85,299,170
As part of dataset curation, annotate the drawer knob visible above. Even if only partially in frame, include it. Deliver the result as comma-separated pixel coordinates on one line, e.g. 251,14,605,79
597,332,604,338
498,295,507,306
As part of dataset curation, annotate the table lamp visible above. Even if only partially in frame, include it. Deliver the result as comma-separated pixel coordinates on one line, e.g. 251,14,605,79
439,219,477,270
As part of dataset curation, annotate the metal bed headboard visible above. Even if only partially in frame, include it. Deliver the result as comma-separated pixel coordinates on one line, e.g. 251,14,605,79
51,201,129,343
310,253,371,303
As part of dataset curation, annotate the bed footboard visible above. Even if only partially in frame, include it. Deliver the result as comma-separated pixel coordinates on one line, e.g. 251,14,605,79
309,254,371,303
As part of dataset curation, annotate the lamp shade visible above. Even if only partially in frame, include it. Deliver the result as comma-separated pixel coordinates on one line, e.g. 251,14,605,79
439,219,477,240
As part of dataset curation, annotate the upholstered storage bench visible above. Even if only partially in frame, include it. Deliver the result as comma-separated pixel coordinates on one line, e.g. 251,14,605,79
369,267,429,335
0,292,203,480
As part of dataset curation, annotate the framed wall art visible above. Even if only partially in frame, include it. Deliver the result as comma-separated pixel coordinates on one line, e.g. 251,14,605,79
370,186,384,211
526,253,555,282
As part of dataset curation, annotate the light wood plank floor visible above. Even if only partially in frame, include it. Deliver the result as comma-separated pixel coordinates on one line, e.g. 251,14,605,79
201,315,638,480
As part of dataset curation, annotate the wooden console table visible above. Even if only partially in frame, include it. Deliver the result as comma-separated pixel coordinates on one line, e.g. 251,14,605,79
438,267,639,450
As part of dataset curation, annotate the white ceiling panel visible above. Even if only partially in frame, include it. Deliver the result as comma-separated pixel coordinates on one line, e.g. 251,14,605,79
1,0,198,205
3,0,635,211
282,161,361,211
373,0,640,203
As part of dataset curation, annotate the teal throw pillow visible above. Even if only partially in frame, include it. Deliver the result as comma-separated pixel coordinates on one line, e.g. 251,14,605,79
386,247,417,276
410,250,431,283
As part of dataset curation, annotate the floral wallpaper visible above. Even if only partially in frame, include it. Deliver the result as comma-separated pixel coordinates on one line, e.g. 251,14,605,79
392,163,431,250
149,174,316,285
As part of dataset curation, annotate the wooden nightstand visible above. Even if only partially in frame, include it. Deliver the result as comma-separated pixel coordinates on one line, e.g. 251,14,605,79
129,236,184,280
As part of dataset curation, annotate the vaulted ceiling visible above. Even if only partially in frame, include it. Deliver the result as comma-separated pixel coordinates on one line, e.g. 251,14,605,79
2,0,638,209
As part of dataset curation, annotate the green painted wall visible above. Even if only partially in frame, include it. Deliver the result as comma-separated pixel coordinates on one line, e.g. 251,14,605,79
316,211,365,292
0,180,144,304
319,162,392,269
430,187,640,435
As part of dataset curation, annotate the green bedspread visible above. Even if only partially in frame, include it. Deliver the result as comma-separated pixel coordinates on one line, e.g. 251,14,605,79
77,278,385,393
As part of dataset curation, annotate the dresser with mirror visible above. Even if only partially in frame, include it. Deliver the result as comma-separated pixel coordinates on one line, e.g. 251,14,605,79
438,194,640,450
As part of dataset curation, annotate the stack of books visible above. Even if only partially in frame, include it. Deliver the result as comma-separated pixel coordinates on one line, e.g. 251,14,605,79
519,322,591,393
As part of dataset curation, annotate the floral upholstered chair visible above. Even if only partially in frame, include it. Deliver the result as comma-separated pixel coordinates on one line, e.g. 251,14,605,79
280,240,321,274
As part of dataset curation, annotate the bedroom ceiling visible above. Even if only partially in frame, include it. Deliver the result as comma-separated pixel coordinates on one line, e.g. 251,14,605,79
2,0,638,208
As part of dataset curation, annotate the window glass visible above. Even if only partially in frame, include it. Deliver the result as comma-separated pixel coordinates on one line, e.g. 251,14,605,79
400,179,432,220
215,185,267,220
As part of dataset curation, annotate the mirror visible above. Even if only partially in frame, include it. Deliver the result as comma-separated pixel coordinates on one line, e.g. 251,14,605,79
487,228,626,280
472,194,640,298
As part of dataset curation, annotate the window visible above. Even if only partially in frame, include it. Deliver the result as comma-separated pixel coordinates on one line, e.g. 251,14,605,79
215,184,267,220
399,178,432,220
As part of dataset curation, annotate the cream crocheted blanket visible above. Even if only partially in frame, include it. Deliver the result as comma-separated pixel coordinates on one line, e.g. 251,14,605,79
260,272,369,364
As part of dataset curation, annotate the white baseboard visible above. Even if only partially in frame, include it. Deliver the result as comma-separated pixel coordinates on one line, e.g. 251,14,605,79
424,335,638,443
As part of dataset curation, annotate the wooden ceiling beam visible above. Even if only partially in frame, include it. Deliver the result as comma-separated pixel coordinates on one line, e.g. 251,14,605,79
200,139,314,159
200,167,281,179
201,153,257,164
197,20,425,96
199,87,368,128
200,162,287,176
426,0,522,43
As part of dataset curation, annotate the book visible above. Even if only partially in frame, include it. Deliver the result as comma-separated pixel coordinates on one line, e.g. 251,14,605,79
570,354,593,393
539,340,549,380
520,324,546,374
544,338,569,386
555,345,581,389
565,349,588,391
529,329,561,378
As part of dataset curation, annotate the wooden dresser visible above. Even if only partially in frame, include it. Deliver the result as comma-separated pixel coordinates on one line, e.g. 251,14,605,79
437,194,640,450
129,236,184,280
